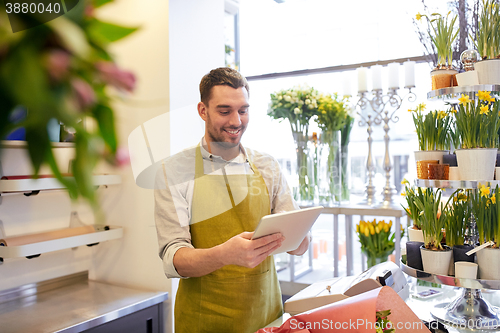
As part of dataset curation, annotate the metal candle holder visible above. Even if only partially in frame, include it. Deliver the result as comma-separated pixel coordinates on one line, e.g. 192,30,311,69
356,87,416,207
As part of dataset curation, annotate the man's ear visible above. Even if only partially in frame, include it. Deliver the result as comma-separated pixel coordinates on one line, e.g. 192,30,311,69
198,102,207,121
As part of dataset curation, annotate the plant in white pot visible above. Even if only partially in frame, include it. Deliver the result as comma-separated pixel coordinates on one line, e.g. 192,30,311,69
413,187,453,275
410,103,452,177
471,184,500,279
454,92,500,180
471,0,500,85
401,179,424,242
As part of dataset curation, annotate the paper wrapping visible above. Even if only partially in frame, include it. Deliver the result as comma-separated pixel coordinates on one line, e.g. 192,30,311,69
256,286,430,333
0,225,96,246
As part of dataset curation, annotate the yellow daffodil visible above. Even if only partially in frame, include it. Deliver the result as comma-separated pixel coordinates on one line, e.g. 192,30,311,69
401,191,406,196
401,178,409,185
417,103,426,112
480,105,489,115
437,110,447,119
450,108,457,113
492,196,497,204
416,13,422,21
408,108,413,112
458,94,471,105
480,184,490,197
477,90,492,102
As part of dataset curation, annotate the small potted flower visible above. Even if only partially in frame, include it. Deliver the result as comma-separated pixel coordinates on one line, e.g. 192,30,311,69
409,103,453,176
454,91,500,180
472,0,500,85
472,184,500,279
416,11,460,89
356,219,404,268
401,179,424,242
413,187,453,275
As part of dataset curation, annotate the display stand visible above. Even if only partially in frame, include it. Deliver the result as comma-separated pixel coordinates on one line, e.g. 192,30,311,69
405,85,500,330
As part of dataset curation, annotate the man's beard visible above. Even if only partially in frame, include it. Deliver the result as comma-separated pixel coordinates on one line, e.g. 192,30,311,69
206,114,245,149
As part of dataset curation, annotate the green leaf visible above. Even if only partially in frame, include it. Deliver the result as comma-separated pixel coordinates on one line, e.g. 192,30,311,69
87,19,138,45
25,126,50,176
92,0,114,8
92,103,117,153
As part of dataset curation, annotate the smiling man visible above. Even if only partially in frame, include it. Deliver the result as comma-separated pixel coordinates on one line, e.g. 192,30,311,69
154,67,309,333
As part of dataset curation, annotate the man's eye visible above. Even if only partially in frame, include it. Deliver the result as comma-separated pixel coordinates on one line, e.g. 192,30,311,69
239,109,248,114
220,111,230,115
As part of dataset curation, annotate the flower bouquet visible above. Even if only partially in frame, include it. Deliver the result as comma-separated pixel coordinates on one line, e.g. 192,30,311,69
453,91,500,180
315,93,348,204
356,219,404,268
268,86,319,202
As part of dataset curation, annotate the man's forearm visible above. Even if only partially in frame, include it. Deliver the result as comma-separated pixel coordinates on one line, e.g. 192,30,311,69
173,246,226,278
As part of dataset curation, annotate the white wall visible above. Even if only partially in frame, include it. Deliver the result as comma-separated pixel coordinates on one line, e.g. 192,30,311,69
169,0,225,154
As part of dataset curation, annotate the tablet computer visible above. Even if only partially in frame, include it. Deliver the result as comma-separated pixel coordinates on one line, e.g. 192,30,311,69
251,206,324,255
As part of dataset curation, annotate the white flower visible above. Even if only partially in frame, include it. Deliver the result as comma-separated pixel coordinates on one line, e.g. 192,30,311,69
307,104,313,109
284,95,291,102
305,99,311,105
294,107,302,114
292,91,297,97
298,100,304,106
278,95,282,100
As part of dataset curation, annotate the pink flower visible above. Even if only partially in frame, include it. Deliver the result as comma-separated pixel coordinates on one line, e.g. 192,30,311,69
45,49,71,81
114,147,130,167
71,78,96,109
95,61,136,92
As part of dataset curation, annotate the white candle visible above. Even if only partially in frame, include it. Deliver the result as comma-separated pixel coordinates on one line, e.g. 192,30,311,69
343,73,352,97
371,65,382,90
404,60,416,88
387,62,400,89
357,67,368,92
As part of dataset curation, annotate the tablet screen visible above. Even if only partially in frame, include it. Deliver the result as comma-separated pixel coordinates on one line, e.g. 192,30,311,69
251,206,323,255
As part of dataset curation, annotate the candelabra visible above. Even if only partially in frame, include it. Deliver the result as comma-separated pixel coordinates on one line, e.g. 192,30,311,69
356,87,416,208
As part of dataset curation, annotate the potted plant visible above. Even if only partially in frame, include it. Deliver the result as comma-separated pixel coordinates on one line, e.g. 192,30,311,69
413,187,453,275
401,179,424,242
471,0,500,85
443,190,474,275
410,103,453,176
454,92,500,180
314,93,347,205
416,11,460,89
472,184,500,279
0,0,137,211
268,86,319,203
356,219,404,268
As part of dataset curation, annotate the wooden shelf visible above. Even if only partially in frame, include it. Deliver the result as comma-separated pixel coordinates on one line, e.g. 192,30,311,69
0,174,121,193
0,225,123,259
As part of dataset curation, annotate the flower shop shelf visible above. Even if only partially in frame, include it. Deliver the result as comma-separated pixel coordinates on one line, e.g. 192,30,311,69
0,174,121,194
401,260,500,329
415,179,500,190
427,84,500,101
0,225,123,260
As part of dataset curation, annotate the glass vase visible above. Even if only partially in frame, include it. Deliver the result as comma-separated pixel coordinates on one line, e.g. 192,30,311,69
340,143,350,203
365,252,389,269
318,130,341,206
292,130,315,204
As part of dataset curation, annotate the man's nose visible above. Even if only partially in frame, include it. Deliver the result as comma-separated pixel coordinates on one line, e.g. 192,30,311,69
228,111,241,127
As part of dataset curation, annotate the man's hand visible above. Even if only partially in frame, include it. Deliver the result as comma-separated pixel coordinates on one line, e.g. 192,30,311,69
220,232,285,268
287,232,311,256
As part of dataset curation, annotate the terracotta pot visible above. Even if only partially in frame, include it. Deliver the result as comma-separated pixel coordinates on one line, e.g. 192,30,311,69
431,68,458,90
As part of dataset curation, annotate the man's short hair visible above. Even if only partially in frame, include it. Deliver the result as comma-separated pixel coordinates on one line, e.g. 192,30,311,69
199,67,249,105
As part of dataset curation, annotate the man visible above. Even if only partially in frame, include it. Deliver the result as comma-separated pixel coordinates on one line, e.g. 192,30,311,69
154,67,309,333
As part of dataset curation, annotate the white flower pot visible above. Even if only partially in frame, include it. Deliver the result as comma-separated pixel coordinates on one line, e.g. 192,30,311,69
420,245,453,276
475,59,500,85
414,150,449,165
476,248,500,280
456,71,479,86
455,148,497,180
408,227,424,242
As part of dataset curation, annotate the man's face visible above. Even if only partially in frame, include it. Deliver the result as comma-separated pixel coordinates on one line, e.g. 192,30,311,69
198,85,249,149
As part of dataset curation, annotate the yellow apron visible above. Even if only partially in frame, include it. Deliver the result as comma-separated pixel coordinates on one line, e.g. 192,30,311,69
175,145,282,333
